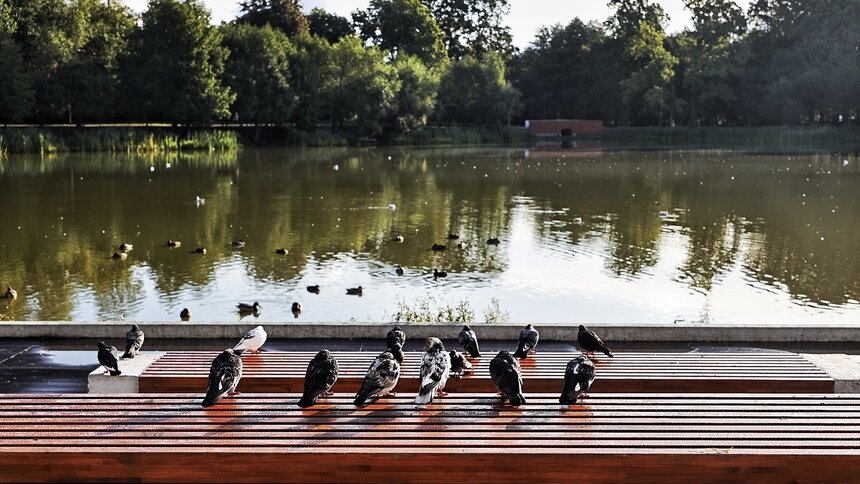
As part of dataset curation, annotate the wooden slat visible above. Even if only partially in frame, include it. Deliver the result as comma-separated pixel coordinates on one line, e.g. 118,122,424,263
138,351,835,394
0,393,858,483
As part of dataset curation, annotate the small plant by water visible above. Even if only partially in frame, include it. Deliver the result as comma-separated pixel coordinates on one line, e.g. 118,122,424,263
390,295,510,324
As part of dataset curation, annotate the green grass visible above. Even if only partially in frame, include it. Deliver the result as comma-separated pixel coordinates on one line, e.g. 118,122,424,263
602,126,860,152
0,128,240,155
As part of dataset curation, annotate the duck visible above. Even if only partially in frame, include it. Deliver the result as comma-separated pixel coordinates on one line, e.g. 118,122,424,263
5,286,17,300
231,240,246,248
396,265,404,276
112,252,127,260
194,247,207,254
118,243,133,252
346,286,363,296
431,243,446,251
307,285,321,294
180,308,191,321
486,237,501,245
167,240,181,248
392,235,404,243
275,248,288,255
433,269,447,279
292,302,302,316
573,217,583,225
236,301,262,314
447,233,459,240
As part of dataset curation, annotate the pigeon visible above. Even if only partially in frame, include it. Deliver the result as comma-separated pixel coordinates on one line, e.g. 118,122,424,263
449,350,473,378
4,286,16,300
489,350,525,406
167,240,181,248
415,337,451,404
292,302,302,317
559,356,596,405
118,243,133,252
388,342,404,364
122,324,145,359
577,324,614,357
513,324,539,358
236,302,262,314
458,325,481,358
202,349,243,407
233,325,267,354
354,349,401,406
298,349,339,408
307,285,321,294
97,341,122,376
387,325,406,350
180,308,191,321
346,286,363,296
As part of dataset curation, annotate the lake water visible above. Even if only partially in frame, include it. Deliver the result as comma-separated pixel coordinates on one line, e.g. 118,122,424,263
1,146,858,325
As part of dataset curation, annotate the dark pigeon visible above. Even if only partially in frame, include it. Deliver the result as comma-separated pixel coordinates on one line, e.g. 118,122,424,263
202,349,243,408
577,324,614,357
298,350,339,408
415,337,451,404
559,356,596,404
387,326,406,350
354,349,401,406
388,343,404,364
122,324,145,359
449,350,473,378
458,325,481,358
97,341,122,376
489,351,525,406
513,324,539,358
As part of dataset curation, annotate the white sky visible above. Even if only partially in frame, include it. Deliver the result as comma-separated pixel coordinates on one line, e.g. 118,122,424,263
124,0,751,48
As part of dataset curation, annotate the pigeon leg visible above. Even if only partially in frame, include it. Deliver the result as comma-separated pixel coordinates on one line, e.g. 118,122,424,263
228,391,241,396
437,390,448,397
323,391,335,396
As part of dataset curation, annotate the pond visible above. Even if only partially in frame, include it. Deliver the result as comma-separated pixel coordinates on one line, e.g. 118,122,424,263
1,146,858,325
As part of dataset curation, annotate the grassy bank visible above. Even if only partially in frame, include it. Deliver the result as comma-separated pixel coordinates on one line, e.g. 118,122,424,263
0,128,240,154
602,126,860,151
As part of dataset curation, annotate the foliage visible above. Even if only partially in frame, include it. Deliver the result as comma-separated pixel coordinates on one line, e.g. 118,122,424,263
437,53,519,126
119,0,233,124
419,0,513,58
392,295,475,323
388,55,440,133
0,31,33,122
354,0,446,66
0,128,239,154
306,7,352,44
221,23,295,126
289,33,332,131
482,297,510,324
238,0,308,37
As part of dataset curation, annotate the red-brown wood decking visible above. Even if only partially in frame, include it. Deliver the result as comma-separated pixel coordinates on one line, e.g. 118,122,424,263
138,351,834,394
0,393,857,482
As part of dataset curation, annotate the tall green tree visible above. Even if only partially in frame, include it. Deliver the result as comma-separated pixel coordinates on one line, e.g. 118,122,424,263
238,0,309,37
306,7,352,44
420,0,513,58
353,0,446,65
289,33,332,131
388,54,440,133
221,23,295,131
120,0,233,124
437,52,519,125
0,31,33,123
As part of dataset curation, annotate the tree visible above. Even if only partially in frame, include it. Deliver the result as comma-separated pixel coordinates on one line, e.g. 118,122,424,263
289,33,332,131
325,36,398,136
353,0,446,66
420,0,513,58
618,22,677,125
437,52,519,125
221,23,295,133
0,31,33,123
238,0,309,37
306,7,352,44
388,54,440,132
120,0,233,124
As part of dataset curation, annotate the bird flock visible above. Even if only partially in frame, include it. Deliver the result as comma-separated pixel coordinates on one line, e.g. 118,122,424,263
95,322,615,408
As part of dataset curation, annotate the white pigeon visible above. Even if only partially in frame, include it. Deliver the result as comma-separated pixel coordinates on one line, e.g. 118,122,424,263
233,325,267,355
415,337,451,404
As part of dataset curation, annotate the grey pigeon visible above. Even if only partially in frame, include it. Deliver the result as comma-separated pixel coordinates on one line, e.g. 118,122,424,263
560,356,596,404
298,349,339,408
122,324,145,359
97,341,122,376
388,343,404,364
513,324,539,358
354,349,401,406
489,351,525,406
415,337,451,404
577,324,614,357
457,325,481,358
387,326,406,350
202,349,243,408
449,350,473,378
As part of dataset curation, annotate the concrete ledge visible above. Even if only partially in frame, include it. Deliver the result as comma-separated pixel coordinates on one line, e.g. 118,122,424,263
87,352,165,393
801,354,860,393
2,321,860,343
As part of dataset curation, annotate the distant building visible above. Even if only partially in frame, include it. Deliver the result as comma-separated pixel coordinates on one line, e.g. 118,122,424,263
526,119,603,137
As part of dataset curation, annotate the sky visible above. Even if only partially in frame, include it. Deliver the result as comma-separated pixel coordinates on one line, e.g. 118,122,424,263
125,0,751,48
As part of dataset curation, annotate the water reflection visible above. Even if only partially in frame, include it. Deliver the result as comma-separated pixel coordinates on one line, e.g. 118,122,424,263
0,148,858,324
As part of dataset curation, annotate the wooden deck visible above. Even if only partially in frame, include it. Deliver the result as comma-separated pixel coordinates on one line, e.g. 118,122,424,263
139,351,834,394
0,393,857,482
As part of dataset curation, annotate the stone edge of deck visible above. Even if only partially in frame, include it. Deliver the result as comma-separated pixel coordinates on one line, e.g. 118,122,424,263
3,320,859,342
